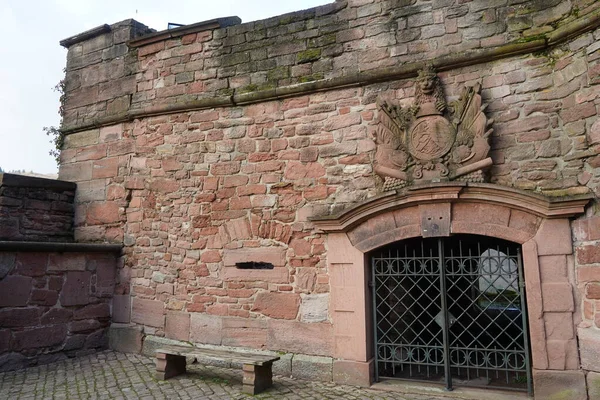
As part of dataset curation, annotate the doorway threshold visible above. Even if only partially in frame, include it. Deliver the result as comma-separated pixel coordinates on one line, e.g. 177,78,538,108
371,378,530,400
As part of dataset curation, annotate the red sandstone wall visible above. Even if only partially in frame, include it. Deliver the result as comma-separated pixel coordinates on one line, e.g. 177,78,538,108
57,0,600,372
61,0,598,130
0,252,117,371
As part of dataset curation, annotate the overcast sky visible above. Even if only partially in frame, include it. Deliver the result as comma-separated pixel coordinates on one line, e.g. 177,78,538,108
0,0,329,174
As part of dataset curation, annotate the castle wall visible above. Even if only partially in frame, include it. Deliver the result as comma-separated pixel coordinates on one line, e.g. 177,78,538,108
57,0,600,395
0,175,121,372
0,174,76,242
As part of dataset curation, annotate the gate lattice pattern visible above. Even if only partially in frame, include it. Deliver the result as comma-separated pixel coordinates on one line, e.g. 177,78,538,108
372,235,532,394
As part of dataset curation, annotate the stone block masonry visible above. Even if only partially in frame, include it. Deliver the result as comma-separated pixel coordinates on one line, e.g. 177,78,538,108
0,174,122,372
0,174,76,242
0,248,119,372
56,0,600,397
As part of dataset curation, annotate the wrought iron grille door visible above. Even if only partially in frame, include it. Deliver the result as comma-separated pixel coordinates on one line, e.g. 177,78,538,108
372,235,532,394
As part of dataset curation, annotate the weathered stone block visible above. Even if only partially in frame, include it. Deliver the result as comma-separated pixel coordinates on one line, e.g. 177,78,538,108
0,253,16,279
165,312,190,342
73,303,110,320
70,319,103,333
577,245,600,265
539,255,568,283
13,253,46,277
252,292,300,320
86,202,121,225
48,254,86,272
546,339,579,370
533,369,587,400
300,293,329,323
63,335,86,351
272,352,293,377
30,289,58,306
64,129,100,149
60,271,91,306
0,276,32,307
544,313,574,340
109,324,143,353
59,162,92,182
0,353,28,372
291,354,333,382
535,219,572,256
578,327,600,373
333,359,373,387
0,329,10,353
13,325,67,350
267,320,333,356
587,371,600,400
40,308,73,325
541,283,574,312
190,313,222,345
0,308,40,328
221,317,267,349
112,294,131,323
84,328,109,349
131,298,164,328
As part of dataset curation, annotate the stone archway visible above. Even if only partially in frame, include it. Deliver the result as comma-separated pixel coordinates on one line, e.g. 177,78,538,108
311,183,591,396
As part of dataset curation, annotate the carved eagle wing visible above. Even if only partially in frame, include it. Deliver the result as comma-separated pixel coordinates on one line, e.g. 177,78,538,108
376,99,405,149
455,83,492,147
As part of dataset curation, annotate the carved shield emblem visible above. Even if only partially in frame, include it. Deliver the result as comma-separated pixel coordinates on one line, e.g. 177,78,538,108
373,65,494,191
408,116,455,161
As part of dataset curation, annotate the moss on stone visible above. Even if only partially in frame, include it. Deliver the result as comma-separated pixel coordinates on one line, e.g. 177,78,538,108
298,72,324,83
548,389,579,400
296,48,321,64
514,5,535,16
216,88,234,96
308,33,336,48
278,16,293,25
237,82,277,96
238,84,259,94
515,33,547,43
267,66,289,81
541,187,591,197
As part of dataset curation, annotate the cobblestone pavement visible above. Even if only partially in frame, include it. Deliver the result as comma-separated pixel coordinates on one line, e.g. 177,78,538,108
0,350,463,400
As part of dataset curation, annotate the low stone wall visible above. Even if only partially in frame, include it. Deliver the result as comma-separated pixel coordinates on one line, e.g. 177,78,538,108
0,174,76,242
0,246,120,372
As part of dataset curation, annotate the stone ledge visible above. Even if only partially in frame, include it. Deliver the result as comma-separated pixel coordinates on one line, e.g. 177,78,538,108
128,17,241,48
0,241,122,253
59,6,600,136
310,183,593,233
60,24,111,48
0,173,76,191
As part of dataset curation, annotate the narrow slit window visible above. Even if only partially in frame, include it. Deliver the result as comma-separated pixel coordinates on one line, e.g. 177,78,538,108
235,261,274,270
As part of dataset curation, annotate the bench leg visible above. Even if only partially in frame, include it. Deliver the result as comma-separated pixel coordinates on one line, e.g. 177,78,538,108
242,363,273,394
156,353,186,380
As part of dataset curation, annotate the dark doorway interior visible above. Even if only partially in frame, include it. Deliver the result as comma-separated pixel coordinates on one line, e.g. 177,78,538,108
371,235,532,395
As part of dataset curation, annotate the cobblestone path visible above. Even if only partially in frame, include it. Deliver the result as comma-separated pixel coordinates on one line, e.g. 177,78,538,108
0,350,463,400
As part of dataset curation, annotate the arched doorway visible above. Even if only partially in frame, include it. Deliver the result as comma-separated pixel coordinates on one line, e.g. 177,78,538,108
310,183,591,398
371,235,531,393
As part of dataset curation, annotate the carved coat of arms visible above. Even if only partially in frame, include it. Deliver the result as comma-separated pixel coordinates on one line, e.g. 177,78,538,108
374,66,493,190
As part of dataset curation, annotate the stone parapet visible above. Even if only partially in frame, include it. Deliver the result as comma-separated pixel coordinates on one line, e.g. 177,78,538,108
59,1,600,133
0,173,76,242
0,248,120,372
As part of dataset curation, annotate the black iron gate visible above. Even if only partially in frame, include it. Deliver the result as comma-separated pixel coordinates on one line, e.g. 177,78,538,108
372,235,532,394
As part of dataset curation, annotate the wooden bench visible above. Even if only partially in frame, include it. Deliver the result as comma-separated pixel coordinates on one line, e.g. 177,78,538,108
155,345,280,395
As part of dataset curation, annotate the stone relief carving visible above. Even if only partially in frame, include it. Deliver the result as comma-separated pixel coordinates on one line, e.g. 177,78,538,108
374,65,494,191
